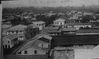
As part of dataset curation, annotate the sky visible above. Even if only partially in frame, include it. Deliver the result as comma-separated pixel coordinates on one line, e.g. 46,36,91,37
2,0,99,8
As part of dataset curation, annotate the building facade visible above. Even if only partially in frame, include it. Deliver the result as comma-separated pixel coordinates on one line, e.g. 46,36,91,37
32,21,45,30
3,34,19,48
53,18,65,26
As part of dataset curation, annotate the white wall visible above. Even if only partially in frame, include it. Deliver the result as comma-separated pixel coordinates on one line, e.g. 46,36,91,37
75,49,93,59
3,38,13,48
75,45,99,59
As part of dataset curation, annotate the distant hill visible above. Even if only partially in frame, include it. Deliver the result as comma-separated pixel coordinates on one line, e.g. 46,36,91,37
2,6,99,15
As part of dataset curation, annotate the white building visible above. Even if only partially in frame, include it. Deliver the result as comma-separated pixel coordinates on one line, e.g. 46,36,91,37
64,23,92,30
32,21,45,30
4,24,27,35
53,18,65,26
75,45,99,59
3,34,19,48
3,25,27,41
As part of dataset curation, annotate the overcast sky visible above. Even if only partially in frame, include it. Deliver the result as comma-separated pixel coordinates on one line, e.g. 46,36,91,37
2,0,99,8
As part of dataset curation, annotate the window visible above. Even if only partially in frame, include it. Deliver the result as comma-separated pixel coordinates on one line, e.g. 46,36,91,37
60,22,63,25
13,32,16,34
38,43,48,48
5,45,7,48
8,45,10,48
24,51,27,54
8,41,10,43
7,32,9,35
18,31,23,34
18,52,21,54
10,32,13,34
38,43,43,48
34,50,37,54
19,36,24,40
20,36,23,38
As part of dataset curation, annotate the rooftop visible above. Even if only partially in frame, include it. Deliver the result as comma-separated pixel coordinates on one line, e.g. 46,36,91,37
51,35,99,48
54,18,65,22
76,29,99,33
3,34,19,40
64,23,92,26
2,24,12,29
61,27,77,31
7,24,27,31
32,21,45,24
38,37,50,43
43,26,61,33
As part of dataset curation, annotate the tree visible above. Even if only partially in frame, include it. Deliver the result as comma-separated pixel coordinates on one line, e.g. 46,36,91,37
25,26,39,39
81,15,94,23
10,16,21,26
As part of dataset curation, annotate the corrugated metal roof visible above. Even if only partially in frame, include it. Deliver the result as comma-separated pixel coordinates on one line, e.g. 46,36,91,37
51,35,99,48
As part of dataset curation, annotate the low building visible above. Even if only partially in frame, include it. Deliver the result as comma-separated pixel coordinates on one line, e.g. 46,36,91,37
53,18,65,26
3,34,19,48
32,21,45,30
15,34,52,55
3,24,27,40
64,23,92,30
5,24,27,35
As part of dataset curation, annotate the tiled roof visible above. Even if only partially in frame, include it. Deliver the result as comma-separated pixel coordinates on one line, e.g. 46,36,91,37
3,34,24,40
64,23,92,26
61,28,77,31
7,24,27,31
76,29,99,33
43,26,60,33
29,24,38,28
51,35,99,48
44,26,59,29
33,21,45,24
3,34,18,40
2,24,12,29
54,18,65,22
38,37,50,43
